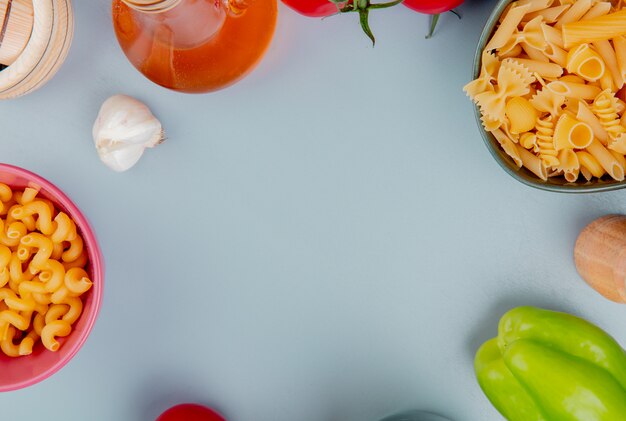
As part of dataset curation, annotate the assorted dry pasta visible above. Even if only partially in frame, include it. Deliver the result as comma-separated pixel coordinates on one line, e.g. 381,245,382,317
0,185,92,357
465,0,626,183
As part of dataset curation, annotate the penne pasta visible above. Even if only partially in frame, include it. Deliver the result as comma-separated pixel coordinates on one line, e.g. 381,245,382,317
576,100,609,143
521,44,549,62
521,43,549,62
587,139,626,180
548,81,602,100
559,74,585,83
500,44,524,59
543,43,568,67
518,0,555,14
493,129,523,167
526,4,571,23
555,0,593,28
516,144,549,180
613,36,626,86
600,70,616,91
593,40,623,89
541,23,564,48
581,2,612,20
577,150,605,178
512,58,563,78
487,3,532,51
563,10,626,48
611,149,626,168
580,165,594,181
501,16,547,56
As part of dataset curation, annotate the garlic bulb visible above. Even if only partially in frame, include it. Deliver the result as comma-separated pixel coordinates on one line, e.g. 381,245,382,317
92,94,164,172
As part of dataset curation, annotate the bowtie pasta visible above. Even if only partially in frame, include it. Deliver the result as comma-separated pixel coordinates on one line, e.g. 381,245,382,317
0,185,92,357
465,0,626,183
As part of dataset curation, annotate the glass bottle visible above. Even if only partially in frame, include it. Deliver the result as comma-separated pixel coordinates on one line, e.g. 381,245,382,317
112,0,277,93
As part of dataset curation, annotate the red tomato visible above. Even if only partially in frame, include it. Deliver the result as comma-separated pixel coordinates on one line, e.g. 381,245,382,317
156,404,226,421
282,0,341,17
402,0,463,38
282,0,401,45
402,0,463,14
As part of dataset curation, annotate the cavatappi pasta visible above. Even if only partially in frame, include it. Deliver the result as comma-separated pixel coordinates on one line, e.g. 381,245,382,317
0,185,92,357
465,0,626,183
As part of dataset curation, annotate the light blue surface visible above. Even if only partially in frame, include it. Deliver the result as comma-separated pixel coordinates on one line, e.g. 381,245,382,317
2,1,626,420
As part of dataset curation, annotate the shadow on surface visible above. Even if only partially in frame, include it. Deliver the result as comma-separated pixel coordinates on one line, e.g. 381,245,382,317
135,371,227,421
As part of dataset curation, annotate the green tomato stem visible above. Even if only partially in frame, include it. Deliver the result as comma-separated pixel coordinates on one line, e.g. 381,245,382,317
359,9,376,45
336,0,404,46
426,13,440,39
369,0,403,9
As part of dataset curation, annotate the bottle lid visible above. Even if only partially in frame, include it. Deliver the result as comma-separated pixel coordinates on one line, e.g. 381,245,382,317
123,0,182,12
0,0,35,66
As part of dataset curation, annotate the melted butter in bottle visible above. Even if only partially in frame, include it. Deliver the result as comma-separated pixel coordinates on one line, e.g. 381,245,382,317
112,0,277,93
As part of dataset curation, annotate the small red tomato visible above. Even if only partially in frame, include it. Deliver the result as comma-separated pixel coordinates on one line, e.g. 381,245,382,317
282,0,402,45
403,0,463,38
156,404,226,421
281,0,341,17
402,0,463,15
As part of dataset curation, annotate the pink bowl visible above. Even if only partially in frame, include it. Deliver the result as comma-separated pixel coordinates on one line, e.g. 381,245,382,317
0,163,104,392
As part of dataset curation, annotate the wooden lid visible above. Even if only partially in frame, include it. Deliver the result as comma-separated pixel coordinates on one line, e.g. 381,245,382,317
0,0,34,66
0,0,73,99
123,0,182,12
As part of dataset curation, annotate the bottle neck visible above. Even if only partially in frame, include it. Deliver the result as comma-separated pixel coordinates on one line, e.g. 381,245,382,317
122,0,183,13
121,0,230,49
123,0,251,16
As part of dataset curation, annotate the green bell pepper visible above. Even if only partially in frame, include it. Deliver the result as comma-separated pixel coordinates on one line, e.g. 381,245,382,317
475,306,626,421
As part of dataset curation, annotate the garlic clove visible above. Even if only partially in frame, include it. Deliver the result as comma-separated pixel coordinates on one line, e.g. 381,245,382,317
98,142,146,173
93,94,164,172
93,95,163,146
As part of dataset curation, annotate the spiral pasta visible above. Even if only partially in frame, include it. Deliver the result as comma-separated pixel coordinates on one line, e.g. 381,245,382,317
0,185,92,357
591,89,626,153
536,116,560,167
